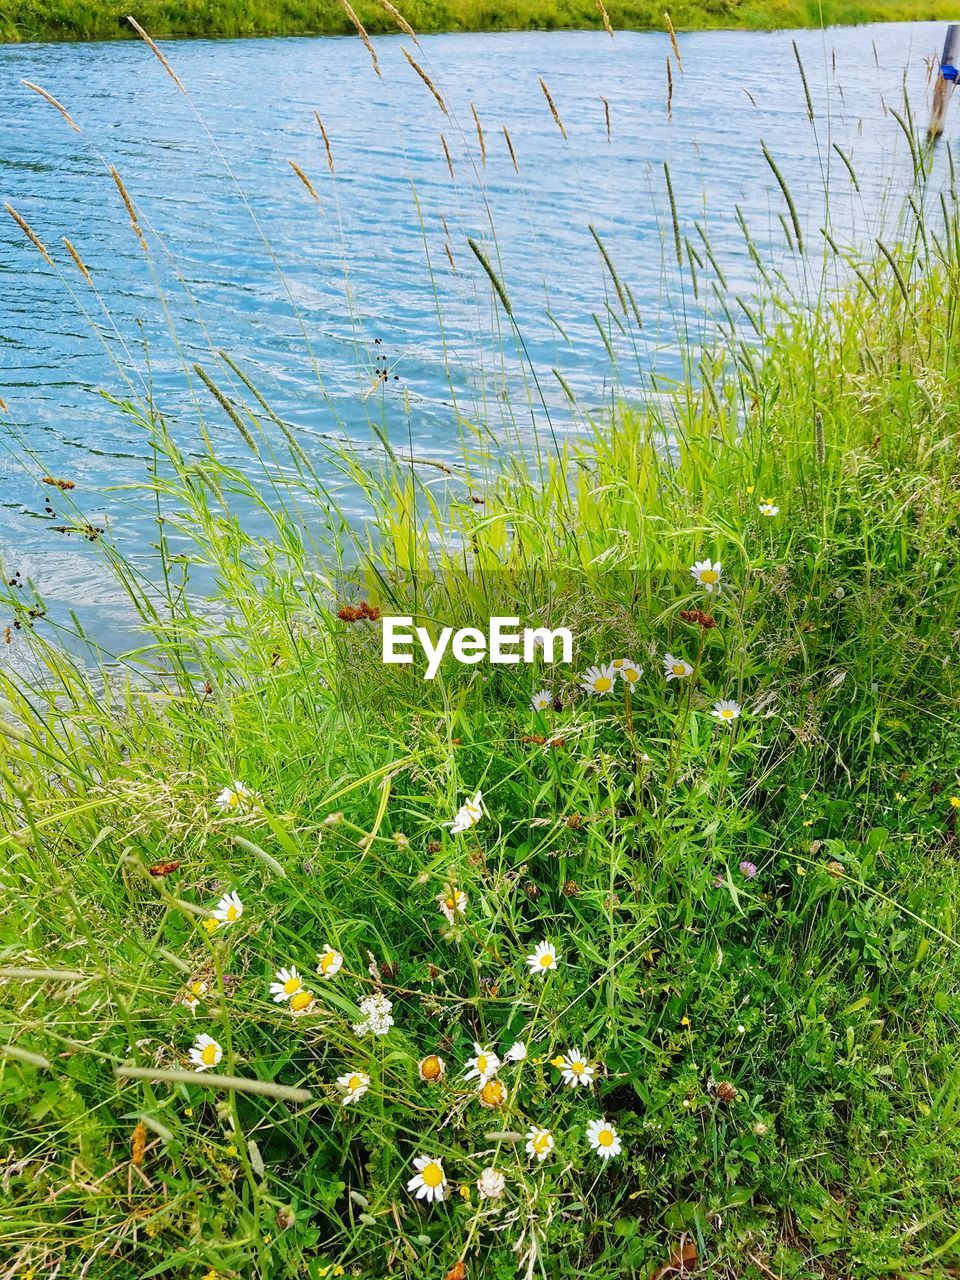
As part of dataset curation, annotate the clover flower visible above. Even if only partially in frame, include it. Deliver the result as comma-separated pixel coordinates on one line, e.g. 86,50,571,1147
477,1166,506,1199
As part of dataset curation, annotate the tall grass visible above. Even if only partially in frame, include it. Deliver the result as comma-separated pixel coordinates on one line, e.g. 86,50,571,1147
1,20,960,1280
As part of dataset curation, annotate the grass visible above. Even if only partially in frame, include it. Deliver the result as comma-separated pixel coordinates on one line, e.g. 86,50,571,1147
3,0,960,43
2,22,960,1280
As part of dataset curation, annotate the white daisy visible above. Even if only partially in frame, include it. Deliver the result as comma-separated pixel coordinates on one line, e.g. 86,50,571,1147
407,1155,447,1204
269,966,303,1003
450,789,483,836
617,661,643,686
759,501,779,517
477,1166,506,1199
318,945,343,979
215,780,256,812
580,664,617,695
504,1040,528,1062
464,1043,500,1086
690,559,723,592
711,699,742,724
289,990,317,1018
437,888,467,925
211,890,243,927
586,1117,623,1160
663,654,694,682
558,1048,596,1088
530,689,553,712
525,940,559,976
337,1070,370,1105
181,979,207,1011
525,1126,554,1162
188,1033,222,1072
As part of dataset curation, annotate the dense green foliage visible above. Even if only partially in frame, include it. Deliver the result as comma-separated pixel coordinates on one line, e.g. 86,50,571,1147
2,0,960,43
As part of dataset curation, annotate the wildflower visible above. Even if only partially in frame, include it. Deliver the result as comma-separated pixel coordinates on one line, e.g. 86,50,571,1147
188,1033,223,1072
580,663,617,695
526,940,559,976
714,1080,738,1102
525,1126,554,1162
617,660,643,685
586,1117,622,1160
464,1043,500,1086
290,990,317,1018
739,860,758,878
479,1078,507,1108
270,966,303,1003
407,1155,447,1204
337,1070,370,1105
211,890,243,928
438,887,468,925
558,1048,596,1088
181,979,207,1011
664,654,694,681
530,689,553,712
353,992,394,1036
690,559,722,592
951,796,960,808
711,699,742,724
758,500,779,517
825,860,844,877
450,790,483,835
477,1166,506,1199
418,1054,446,1082
216,780,256,812
318,946,343,979
504,1041,527,1062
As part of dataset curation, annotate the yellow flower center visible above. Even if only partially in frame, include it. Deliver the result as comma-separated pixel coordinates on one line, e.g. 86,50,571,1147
201,1043,218,1066
721,709,734,719
598,1129,614,1147
672,664,686,676
347,1075,363,1092
202,918,219,933
421,1162,444,1188
481,1080,505,1105
420,1055,442,1080
283,976,300,994
570,1061,585,1075
226,905,238,921
700,569,718,583
290,991,313,1012
533,1133,551,1154
594,676,613,692
539,953,554,968
476,1055,488,1073
226,793,239,807
320,951,338,972
623,667,639,683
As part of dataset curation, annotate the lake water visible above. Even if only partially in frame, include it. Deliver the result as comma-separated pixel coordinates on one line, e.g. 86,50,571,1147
0,23,950,651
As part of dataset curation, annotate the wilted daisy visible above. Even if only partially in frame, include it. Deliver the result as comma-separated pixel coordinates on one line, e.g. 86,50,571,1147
188,1033,223,1072
437,887,468,925
586,1117,622,1160
479,1078,507,1108
464,1043,500,1086
289,990,317,1018
525,1126,554,1162
318,946,343,979
352,992,394,1037
215,781,256,812
407,1155,447,1204
580,664,617,695
504,1041,527,1062
181,979,207,1011
450,790,483,836
758,500,779,517
558,1048,596,1088
418,1054,446,1082
525,940,559,976
477,1166,506,1200
663,654,694,682
530,689,553,712
211,890,243,928
337,1070,370,1106
270,966,303,1003
690,559,723,592
617,661,643,686
711,699,742,724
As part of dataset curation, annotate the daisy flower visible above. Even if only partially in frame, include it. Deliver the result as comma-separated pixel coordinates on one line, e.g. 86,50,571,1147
758,500,779,517
479,1079,507,1108
464,1043,500,1086
586,1117,622,1160
558,1048,596,1088
407,1155,447,1204
530,689,553,712
211,890,243,928
504,1041,527,1062
352,992,394,1036
181,979,207,1011
525,1126,554,1162
188,1033,223,1072
318,946,343,979
690,559,722,592
617,661,643,686
477,1167,506,1200
337,1070,370,1106
450,790,483,836
437,888,467,925
580,664,616,695
270,966,303,1004
289,990,317,1018
215,781,256,812
525,940,559,976
711,699,742,724
663,654,694,681
418,1054,446,1082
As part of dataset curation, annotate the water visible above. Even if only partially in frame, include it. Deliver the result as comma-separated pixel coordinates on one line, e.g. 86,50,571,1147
0,23,948,651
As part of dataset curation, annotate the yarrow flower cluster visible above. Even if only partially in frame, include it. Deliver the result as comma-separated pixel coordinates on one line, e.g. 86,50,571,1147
352,992,394,1037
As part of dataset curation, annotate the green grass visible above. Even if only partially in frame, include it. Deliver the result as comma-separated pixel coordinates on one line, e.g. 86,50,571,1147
2,0,960,43
3,33,960,1280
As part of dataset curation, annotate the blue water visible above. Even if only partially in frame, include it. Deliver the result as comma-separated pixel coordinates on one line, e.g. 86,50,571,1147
0,23,949,652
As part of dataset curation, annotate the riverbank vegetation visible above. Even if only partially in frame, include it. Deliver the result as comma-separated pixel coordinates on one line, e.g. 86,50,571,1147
3,0,960,43
2,22,960,1280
